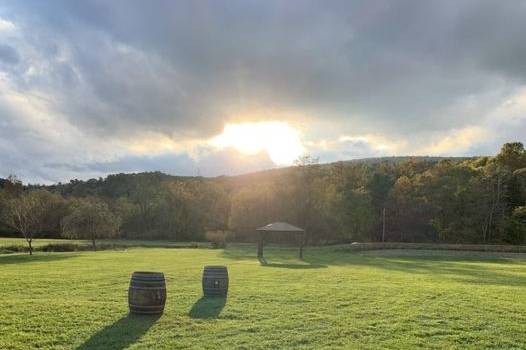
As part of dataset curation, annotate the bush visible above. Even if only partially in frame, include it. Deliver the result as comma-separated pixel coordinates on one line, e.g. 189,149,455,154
0,245,28,253
39,243,127,252
206,230,229,248
40,243,79,252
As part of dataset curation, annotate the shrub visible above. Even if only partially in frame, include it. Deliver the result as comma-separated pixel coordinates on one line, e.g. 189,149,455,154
39,243,127,252
40,243,79,252
0,245,28,253
206,230,229,248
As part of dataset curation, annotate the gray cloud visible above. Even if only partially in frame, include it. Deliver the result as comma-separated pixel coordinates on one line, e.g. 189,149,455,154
45,148,275,180
0,1,525,183
0,44,19,65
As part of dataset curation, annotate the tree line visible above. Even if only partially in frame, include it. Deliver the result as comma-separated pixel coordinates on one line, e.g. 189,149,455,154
1,142,525,254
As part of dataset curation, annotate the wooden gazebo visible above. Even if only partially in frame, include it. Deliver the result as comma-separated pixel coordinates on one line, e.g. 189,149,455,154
256,222,306,259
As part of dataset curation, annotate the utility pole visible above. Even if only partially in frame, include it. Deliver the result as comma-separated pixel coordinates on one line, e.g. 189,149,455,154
299,230,306,260
382,207,386,242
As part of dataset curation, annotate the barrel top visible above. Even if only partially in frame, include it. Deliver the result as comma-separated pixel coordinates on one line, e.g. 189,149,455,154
132,271,164,275
204,265,227,269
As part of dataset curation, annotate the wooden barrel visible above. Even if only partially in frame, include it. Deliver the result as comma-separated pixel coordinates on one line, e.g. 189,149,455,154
128,271,166,315
202,266,228,297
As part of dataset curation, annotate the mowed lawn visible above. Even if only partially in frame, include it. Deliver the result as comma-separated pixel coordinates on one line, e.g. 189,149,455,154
1,245,526,349
0,237,206,249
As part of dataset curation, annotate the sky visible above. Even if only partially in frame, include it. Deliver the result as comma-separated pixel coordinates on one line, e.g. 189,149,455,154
0,0,525,184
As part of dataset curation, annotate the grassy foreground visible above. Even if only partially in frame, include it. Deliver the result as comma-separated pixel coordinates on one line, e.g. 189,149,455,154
1,245,526,349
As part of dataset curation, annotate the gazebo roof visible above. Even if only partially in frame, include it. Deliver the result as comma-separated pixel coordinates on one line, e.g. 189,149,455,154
256,222,304,232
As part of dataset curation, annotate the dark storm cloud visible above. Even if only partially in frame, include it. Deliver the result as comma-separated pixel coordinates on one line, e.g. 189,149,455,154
7,0,526,135
0,0,525,182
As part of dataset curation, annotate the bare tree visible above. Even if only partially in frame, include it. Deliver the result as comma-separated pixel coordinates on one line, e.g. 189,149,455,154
3,190,48,255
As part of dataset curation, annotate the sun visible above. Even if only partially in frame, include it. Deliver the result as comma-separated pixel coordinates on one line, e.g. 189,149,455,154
210,121,304,165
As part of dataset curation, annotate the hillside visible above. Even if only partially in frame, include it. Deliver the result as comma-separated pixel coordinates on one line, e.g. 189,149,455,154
0,144,524,245
2,156,473,191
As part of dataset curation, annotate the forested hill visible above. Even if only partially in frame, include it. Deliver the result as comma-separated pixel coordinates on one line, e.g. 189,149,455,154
8,156,468,196
1,144,525,244
341,155,471,165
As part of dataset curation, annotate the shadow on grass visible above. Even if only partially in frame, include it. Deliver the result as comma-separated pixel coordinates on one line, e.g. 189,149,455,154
76,314,159,350
323,253,526,287
221,244,526,287
0,253,76,265
189,296,226,319
223,244,328,268
258,256,327,269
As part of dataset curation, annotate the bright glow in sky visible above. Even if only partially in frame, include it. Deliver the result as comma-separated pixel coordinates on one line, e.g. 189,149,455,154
1,2,525,183
0,18,15,32
210,121,305,165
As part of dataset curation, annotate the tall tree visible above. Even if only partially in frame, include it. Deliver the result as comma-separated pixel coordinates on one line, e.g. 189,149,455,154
506,206,526,244
62,197,121,250
366,164,395,241
496,142,526,171
294,155,321,244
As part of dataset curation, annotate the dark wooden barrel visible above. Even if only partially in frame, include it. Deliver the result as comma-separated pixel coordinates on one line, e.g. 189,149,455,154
128,271,166,315
202,266,228,297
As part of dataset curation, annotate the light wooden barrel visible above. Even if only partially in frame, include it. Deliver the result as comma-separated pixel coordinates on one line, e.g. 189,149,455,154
202,266,228,297
128,271,166,314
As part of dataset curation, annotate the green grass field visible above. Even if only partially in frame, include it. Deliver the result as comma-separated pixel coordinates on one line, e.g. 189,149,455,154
0,237,207,249
0,237,86,247
1,244,526,349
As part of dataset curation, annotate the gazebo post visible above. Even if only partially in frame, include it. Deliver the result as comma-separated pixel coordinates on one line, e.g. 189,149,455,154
257,231,264,258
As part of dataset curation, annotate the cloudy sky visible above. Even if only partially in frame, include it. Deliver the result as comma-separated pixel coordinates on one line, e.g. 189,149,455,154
0,1,525,183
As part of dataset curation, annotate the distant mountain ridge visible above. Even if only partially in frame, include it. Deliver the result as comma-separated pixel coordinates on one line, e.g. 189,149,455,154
336,155,473,164
0,155,479,188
